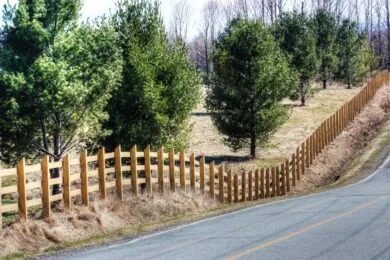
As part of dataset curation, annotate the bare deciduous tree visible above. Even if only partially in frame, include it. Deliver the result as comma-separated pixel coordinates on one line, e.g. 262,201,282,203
169,0,191,42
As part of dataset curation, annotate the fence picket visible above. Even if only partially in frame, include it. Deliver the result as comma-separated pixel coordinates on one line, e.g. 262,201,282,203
144,145,152,193
41,155,50,217
80,150,89,206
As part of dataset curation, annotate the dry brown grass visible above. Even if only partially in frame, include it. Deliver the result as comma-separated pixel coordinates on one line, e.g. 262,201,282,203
293,85,390,192
0,191,218,257
189,82,361,170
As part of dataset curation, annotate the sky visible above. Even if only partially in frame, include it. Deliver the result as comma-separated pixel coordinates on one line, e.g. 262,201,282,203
0,0,207,39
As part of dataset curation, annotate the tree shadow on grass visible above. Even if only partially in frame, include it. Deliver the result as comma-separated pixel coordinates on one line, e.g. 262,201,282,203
196,155,252,165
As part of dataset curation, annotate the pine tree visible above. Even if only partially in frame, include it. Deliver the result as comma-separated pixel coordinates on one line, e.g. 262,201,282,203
103,0,201,151
314,10,338,89
206,19,296,158
274,11,317,106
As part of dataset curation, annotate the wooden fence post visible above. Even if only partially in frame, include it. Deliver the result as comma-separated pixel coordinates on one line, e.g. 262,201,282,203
254,169,259,200
280,164,285,195
80,150,89,206
271,167,276,197
248,171,253,201
265,168,270,198
209,162,215,199
200,155,205,193
302,143,306,175
285,160,290,192
234,174,238,203
98,147,107,199
17,158,27,221
115,146,123,199
219,165,224,203
144,145,152,193
241,171,246,202
41,155,51,218
296,147,300,181
292,154,296,186
169,148,175,192
62,155,71,211
228,171,233,203
158,146,164,194
260,168,265,199
130,145,138,196
190,153,196,190
180,151,186,191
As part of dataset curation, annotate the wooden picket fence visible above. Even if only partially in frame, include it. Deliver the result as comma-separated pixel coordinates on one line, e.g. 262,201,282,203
0,71,389,228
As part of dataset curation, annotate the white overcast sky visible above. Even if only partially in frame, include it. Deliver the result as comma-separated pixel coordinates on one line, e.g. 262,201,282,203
0,0,208,39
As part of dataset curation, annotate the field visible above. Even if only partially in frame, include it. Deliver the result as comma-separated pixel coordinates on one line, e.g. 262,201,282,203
188,81,362,170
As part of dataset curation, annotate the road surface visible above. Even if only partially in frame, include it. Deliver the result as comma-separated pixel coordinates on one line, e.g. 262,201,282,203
49,155,390,260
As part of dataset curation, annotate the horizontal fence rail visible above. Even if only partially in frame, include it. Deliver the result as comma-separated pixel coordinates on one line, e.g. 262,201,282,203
0,71,389,228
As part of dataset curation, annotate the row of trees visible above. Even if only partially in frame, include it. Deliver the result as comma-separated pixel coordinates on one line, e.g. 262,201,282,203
0,0,201,173
207,10,373,157
188,0,387,83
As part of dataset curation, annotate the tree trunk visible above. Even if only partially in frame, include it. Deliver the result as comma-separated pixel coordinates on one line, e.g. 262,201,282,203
323,79,327,89
301,95,305,106
250,133,256,158
347,72,351,89
51,132,62,195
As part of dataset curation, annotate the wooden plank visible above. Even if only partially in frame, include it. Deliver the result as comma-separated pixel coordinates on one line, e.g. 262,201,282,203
26,181,41,190
24,164,41,173
131,145,138,196
254,169,259,200
115,146,123,199
158,147,164,194
63,155,71,211
292,153,296,187
302,142,306,175
248,171,253,201
227,171,233,203
41,155,50,217
200,155,205,193
1,203,18,213
0,168,16,178
80,150,89,206
27,198,42,208
265,168,270,198
260,168,265,199
209,162,215,199
169,148,176,192
17,158,28,221
241,171,246,202
234,174,239,203
190,153,196,190
144,145,152,193
180,151,186,191
98,147,107,199
219,165,224,203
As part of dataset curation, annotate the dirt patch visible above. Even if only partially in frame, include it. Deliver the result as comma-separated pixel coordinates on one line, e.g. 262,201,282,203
0,192,218,257
293,85,390,192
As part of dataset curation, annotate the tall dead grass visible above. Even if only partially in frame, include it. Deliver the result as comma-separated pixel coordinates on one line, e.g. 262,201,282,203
0,192,218,257
294,85,390,192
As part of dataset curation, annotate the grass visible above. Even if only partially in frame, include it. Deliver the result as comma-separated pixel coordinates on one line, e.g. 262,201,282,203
189,81,361,170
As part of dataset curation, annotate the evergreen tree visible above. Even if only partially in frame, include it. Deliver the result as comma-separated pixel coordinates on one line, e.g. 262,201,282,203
335,19,372,88
0,1,122,193
104,0,201,151
313,10,338,89
274,11,317,106
206,19,295,158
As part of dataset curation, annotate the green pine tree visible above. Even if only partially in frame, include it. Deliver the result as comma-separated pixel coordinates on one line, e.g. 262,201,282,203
274,11,318,106
104,0,201,151
206,19,296,158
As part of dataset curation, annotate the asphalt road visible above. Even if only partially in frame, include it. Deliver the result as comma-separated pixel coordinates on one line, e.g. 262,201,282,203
49,155,390,260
